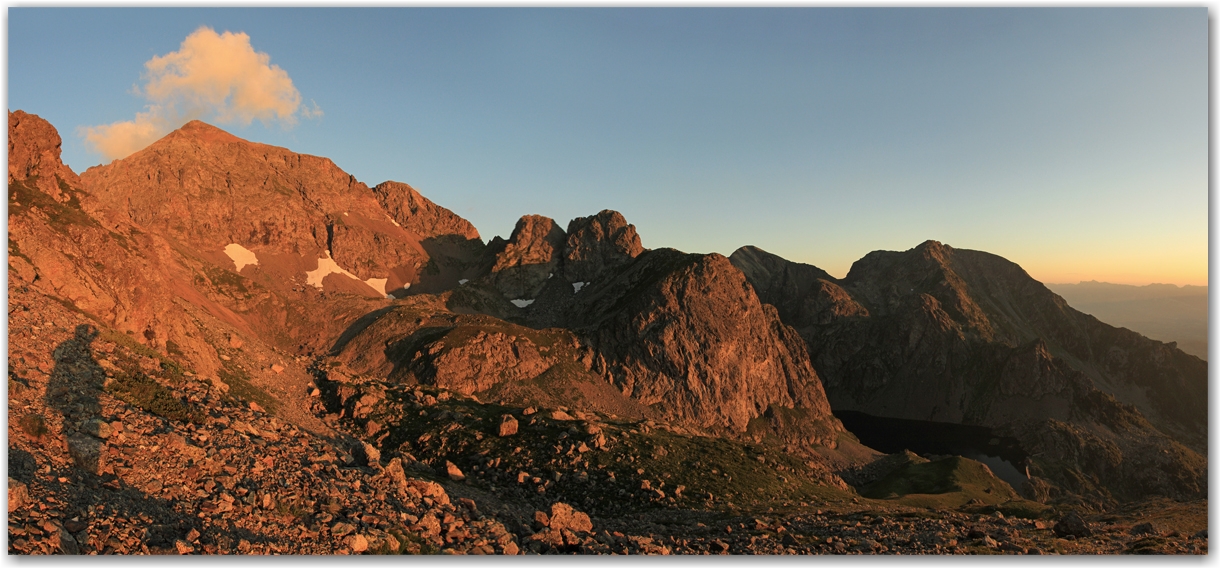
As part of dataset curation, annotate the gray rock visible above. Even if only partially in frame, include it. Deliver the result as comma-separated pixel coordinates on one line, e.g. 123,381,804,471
53,525,79,555
66,433,104,474
1053,511,1093,538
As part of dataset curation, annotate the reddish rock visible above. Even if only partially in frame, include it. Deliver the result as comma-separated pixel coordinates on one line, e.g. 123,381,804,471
445,461,466,482
547,503,593,533
8,478,29,512
8,110,80,201
346,534,369,553
498,415,518,437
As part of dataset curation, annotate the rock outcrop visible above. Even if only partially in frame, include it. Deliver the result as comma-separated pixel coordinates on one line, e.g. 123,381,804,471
8,110,81,201
561,210,644,283
483,215,567,300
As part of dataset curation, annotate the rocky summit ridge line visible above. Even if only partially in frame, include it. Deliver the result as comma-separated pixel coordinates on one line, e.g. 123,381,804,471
8,111,1207,555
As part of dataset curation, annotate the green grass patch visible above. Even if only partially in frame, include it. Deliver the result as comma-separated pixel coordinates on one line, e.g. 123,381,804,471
9,176,100,233
18,413,47,438
106,370,202,424
202,264,252,298
859,455,1021,509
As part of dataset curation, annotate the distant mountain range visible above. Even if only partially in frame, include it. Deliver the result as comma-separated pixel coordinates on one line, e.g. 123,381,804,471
1046,281,1207,360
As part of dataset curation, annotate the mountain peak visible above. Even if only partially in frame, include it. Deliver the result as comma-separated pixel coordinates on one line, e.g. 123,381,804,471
563,209,644,282
165,119,244,145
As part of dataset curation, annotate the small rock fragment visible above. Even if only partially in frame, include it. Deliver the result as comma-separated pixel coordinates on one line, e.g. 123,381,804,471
360,442,381,466
8,478,29,512
498,415,518,437
347,534,369,553
81,418,113,439
446,461,466,481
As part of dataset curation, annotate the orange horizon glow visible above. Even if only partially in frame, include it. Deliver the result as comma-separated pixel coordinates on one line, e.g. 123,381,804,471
1015,257,1205,288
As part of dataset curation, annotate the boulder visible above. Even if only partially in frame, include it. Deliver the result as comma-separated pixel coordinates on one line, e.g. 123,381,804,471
1053,511,1093,538
548,502,593,533
66,433,104,474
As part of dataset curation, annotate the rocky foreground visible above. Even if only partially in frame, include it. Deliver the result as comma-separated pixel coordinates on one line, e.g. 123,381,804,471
8,283,1206,555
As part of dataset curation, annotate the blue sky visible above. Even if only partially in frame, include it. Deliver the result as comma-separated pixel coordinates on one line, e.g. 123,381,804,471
8,8,1208,285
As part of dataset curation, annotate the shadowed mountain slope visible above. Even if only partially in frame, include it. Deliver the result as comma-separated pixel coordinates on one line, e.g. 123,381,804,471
731,242,1207,504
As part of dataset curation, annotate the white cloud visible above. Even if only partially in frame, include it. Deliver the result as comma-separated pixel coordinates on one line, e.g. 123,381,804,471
81,26,320,161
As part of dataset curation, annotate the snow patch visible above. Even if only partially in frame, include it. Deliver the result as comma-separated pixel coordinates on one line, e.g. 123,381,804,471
386,214,401,227
365,278,389,297
510,299,535,308
572,282,588,293
305,251,362,289
224,244,259,272
458,279,469,285
548,273,553,279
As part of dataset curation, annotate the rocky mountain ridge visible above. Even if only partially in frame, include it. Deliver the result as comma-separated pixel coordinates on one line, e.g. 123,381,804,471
8,111,1207,555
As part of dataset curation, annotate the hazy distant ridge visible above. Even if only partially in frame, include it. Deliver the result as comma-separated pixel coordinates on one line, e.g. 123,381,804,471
1047,281,1207,360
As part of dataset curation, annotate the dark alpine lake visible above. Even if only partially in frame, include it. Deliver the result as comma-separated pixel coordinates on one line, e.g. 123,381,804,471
834,410,1030,491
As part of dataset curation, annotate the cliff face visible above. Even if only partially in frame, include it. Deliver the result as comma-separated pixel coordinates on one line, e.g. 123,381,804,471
568,250,841,445
373,180,480,242
9,110,82,201
731,242,1207,502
